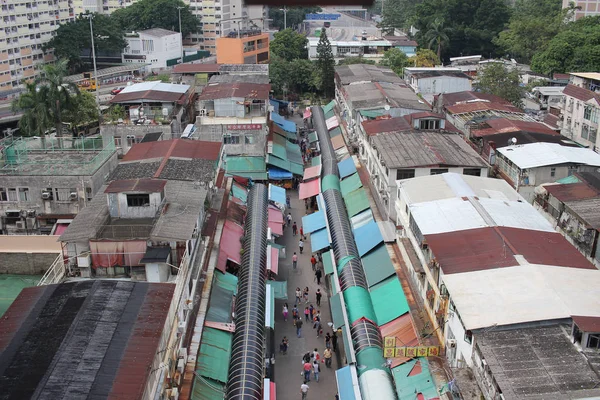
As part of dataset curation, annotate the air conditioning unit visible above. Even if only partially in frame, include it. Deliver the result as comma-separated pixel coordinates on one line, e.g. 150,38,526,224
177,321,186,334
178,348,188,364
15,220,25,229
77,254,92,268
448,339,457,348
70,192,78,201
170,387,179,400
41,191,52,200
177,358,185,374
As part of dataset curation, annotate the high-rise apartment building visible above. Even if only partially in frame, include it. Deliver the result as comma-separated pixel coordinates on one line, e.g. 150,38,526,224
0,0,75,96
563,0,600,19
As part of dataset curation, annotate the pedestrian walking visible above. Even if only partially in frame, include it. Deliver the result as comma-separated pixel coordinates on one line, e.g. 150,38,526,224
309,304,315,320
299,239,304,254
310,255,317,271
296,318,303,337
316,289,322,307
303,287,309,303
283,303,289,321
295,287,301,304
304,307,310,322
325,332,331,349
292,305,299,321
300,381,309,399
280,339,288,355
315,268,322,285
311,348,320,362
313,360,320,382
286,195,291,208
300,226,305,240
287,213,292,226
293,222,298,236
303,361,312,382
293,252,298,269
324,348,332,368
331,330,338,352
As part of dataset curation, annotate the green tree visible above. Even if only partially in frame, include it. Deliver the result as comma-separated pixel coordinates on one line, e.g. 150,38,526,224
268,7,321,31
62,91,98,134
107,105,127,122
380,0,421,34
337,57,377,66
12,81,52,140
44,14,126,72
476,63,525,108
408,49,440,67
494,0,565,63
316,28,335,98
269,57,318,97
422,18,452,61
270,29,308,61
531,16,600,75
146,74,171,83
380,48,409,76
112,0,200,38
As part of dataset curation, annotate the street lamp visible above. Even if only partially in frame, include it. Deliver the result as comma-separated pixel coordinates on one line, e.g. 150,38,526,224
84,13,101,120
177,6,184,62
279,6,287,30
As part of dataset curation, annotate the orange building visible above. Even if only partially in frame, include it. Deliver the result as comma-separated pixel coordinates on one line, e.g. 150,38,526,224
216,32,270,64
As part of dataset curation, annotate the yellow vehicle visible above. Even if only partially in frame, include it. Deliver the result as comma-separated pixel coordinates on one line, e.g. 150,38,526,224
78,72,97,92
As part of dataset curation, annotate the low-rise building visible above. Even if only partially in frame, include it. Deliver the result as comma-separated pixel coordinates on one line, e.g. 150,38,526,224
394,172,600,399
403,68,472,103
495,142,600,202
122,29,182,72
561,72,600,151
527,85,564,112
216,31,270,64
0,136,118,235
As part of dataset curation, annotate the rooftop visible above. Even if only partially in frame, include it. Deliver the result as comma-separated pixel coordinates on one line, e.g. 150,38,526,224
140,28,179,37
570,72,600,81
111,82,191,104
477,325,600,399
0,137,115,176
497,142,600,169
564,197,600,230
197,83,270,100
371,131,487,169
208,74,270,85
361,116,412,136
404,68,471,80
0,280,175,399
105,178,168,193
532,86,565,96
443,264,600,330
472,118,560,137
562,84,600,104
438,91,513,107
335,64,404,86
172,63,221,74
445,101,522,115
344,81,430,111
544,182,600,203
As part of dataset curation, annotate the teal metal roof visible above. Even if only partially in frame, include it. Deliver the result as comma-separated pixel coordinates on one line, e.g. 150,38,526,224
360,109,385,119
309,132,318,143
362,244,396,288
191,376,226,400
344,187,370,218
340,173,363,197
322,174,341,192
556,175,582,184
329,126,342,137
230,184,248,204
225,156,266,174
266,154,304,176
311,155,321,166
196,328,233,383
323,100,336,114
330,292,345,329
370,276,409,325
267,280,288,300
344,286,378,324
271,142,287,160
206,272,238,323
286,141,304,164
391,358,439,400
322,250,334,275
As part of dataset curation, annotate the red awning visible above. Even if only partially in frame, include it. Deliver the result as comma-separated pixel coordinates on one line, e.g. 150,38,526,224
303,165,321,181
299,178,321,200
270,382,276,400
268,206,284,236
268,246,279,275
53,223,70,236
217,220,244,272
303,108,312,119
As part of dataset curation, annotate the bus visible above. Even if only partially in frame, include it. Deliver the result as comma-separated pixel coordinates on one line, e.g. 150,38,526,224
78,72,97,92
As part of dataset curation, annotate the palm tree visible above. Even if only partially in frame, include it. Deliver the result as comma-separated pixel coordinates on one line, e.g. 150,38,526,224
40,59,80,141
423,18,452,61
12,81,52,148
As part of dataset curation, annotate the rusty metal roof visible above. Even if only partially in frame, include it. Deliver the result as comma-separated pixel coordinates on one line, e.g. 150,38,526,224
446,101,521,114
123,139,222,162
379,313,419,368
362,116,412,136
426,226,594,274
563,83,600,104
545,182,600,202
172,63,222,74
472,118,559,137
198,83,270,100
0,281,174,400
439,91,513,107
105,178,167,193
572,315,600,332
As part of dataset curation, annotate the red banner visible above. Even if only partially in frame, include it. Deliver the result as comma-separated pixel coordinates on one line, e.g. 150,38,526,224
227,124,262,130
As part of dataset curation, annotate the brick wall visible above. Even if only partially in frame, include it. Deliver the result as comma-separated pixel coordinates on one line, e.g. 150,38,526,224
0,252,58,275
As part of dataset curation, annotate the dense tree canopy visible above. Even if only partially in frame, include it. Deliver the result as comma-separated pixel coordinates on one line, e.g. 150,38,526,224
316,28,335,98
409,49,440,67
338,57,376,66
476,63,525,108
531,16,600,75
270,29,308,61
268,7,321,31
112,0,200,37
380,48,409,76
413,0,511,61
380,0,421,34
44,14,126,72
269,57,318,96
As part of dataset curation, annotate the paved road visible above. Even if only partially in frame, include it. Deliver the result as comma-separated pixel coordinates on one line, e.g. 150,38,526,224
305,7,380,41
274,114,340,400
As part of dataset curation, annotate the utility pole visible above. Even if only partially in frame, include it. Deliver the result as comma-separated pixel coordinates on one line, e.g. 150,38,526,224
280,6,287,30
86,14,101,120
177,6,184,62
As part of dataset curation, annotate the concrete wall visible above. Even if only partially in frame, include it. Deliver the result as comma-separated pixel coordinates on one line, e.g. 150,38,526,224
107,191,163,218
415,76,472,95
122,32,182,70
145,262,171,283
101,124,174,156
0,252,57,274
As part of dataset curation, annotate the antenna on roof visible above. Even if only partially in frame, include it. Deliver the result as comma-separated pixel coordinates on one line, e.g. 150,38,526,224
509,137,517,146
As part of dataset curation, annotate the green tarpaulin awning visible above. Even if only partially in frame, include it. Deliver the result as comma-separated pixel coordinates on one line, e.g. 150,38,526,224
361,244,396,288
196,328,233,383
325,110,335,119
370,276,409,325
311,155,321,166
287,131,297,141
206,272,238,323
225,156,266,174
329,126,342,138
330,292,345,330
267,280,288,300
322,174,341,192
191,376,225,400
344,286,378,324
391,358,439,400
271,142,287,160
360,109,385,119
323,100,336,114
322,250,334,275
340,173,363,197
344,187,370,218
308,132,318,143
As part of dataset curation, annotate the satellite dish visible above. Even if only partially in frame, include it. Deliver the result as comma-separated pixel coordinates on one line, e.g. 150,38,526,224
384,104,390,111
511,137,517,144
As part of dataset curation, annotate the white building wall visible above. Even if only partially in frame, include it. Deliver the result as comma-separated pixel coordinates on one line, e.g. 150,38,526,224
561,95,600,151
108,191,163,218
443,296,475,368
416,76,472,95
122,31,182,70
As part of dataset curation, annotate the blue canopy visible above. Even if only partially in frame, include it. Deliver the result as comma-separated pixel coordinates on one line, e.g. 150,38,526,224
338,157,357,179
269,99,280,113
268,167,292,180
268,184,286,205
310,228,330,252
302,210,327,234
353,220,383,257
336,366,360,400
270,112,297,133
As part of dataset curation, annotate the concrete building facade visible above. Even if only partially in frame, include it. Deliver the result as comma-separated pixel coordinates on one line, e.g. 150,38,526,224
215,31,269,64
561,72,600,151
122,28,182,71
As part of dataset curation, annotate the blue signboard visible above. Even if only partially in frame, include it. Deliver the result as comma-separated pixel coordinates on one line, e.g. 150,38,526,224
306,13,341,20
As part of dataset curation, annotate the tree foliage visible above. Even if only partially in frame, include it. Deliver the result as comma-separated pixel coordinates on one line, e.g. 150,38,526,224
42,59,81,135
337,57,376,66
62,91,98,129
268,7,321,31
380,48,409,76
494,0,566,63
476,63,525,108
413,0,511,61
44,14,126,72
380,0,421,34
112,0,200,37
422,18,452,60
270,29,308,61
316,28,335,98
408,49,440,67
531,16,600,75
12,81,52,137
269,57,318,96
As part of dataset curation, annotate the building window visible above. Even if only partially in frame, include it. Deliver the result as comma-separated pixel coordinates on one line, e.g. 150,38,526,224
396,169,415,180
550,167,556,177
54,188,71,201
114,136,122,146
464,330,473,344
582,124,589,140
223,135,240,144
588,334,600,350
419,119,440,130
18,188,30,201
7,188,17,202
127,194,150,207
462,168,481,176
430,168,449,175
590,128,598,144
245,136,254,144
0,187,7,201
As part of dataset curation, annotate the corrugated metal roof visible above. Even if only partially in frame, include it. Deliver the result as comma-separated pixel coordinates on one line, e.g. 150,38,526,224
310,228,330,252
123,139,222,162
198,83,270,100
544,182,600,202
354,220,384,257
564,197,600,229
104,178,167,193
563,83,600,104
362,116,412,136
440,91,513,107
344,188,370,218
340,173,362,197
370,276,409,325
380,313,419,368
216,220,244,272
225,156,267,174
299,179,321,200
446,101,521,114
338,157,357,179
472,118,559,137
111,82,190,104
191,377,226,400
196,327,233,383
206,271,238,325
572,315,600,332
362,244,396,288
498,142,600,169
391,358,439,399
173,63,221,74
335,64,404,86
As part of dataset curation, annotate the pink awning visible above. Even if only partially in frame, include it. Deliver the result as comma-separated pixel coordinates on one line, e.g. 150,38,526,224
217,220,244,272
53,223,69,236
326,116,339,130
268,206,284,236
299,178,321,200
303,108,312,119
270,382,276,400
303,165,321,181
268,246,279,275
89,240,147,268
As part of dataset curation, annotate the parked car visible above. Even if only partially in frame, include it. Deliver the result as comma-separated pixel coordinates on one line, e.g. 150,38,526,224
110,87,125,95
